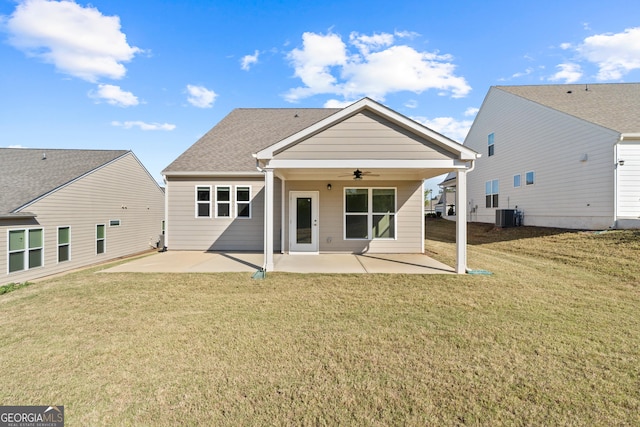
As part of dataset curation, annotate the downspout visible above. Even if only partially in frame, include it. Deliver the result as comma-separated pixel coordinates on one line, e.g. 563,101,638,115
255,158,268,272
613,135,622,229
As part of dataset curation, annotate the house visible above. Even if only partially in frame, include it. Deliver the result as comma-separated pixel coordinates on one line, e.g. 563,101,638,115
1,148,165,285
463,83,640,230
162,98,479,273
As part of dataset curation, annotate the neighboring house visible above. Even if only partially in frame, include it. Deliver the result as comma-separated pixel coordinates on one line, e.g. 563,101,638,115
163,98,479,273
1,148,165,285
463,83,640,230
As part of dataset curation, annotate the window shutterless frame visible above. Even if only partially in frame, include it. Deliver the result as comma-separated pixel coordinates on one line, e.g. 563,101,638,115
344,187,396,240
215,185,231,218
195,185,212,218
96,224,106,255
57,226,71,263
235,185,251,218
8,228,44,273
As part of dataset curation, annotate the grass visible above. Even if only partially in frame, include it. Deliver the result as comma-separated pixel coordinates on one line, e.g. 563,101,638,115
1,219,639,425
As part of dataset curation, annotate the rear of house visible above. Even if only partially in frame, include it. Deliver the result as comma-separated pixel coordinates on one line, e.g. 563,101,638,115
163,98,479,273
1,149,165,285
464,83,640,230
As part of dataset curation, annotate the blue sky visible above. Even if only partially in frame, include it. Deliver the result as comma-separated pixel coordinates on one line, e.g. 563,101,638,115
2,0,640,194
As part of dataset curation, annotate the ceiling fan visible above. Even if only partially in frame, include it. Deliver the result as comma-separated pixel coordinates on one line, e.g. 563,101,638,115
339,169,380,180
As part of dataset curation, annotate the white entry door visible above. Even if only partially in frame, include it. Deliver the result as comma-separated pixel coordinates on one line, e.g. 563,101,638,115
289,191,319,253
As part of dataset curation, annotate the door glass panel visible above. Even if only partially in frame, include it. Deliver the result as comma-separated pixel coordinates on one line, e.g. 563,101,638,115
296,197,312,244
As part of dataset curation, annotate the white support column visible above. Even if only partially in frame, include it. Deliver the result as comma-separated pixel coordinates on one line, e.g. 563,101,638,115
455,169,468,274
263,168,275,271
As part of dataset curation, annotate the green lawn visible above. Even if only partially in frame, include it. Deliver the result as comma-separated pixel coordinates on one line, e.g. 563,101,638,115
1,220,639,425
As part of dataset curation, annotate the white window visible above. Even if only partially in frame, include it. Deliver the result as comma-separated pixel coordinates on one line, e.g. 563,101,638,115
216,186,231,218
488,133,495,157
8,228,43,273
513,174,521,188
235,186,251,218
196,186,212,218
485,179,499,208
344,188,396,240
96,224,106,255
58,226,70,263
109,219,121,227
526,171,535,186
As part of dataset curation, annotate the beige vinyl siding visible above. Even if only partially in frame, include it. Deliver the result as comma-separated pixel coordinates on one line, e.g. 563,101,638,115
1,153,165,285
617,142,640,218
283,180,423,253
274,111,456,161
166,176,282,251
466,88,617,230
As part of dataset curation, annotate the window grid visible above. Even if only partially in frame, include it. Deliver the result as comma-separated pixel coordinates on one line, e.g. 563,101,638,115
58,226,70,263
235,186,251,218
488,133,495,157
344,188,396,240
196,186,212,218
215,186,231,218
96,224,106,255
8,228,43,273
485,179,499,208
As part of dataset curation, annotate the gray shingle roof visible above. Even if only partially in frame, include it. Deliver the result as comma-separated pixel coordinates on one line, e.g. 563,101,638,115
0,148,128,214
496,83,640,134
163,108,341,174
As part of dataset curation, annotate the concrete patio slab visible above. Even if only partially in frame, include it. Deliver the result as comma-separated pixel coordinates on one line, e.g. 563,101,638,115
101,251,455,274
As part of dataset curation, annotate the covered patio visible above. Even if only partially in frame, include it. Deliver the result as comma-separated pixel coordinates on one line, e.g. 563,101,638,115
101,251,455,274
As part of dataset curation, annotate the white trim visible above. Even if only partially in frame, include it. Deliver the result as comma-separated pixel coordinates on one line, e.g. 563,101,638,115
343,187,397,241
235,185,252,219
7,227,45,274
262,159,469,169
57,226,71,264
214,185,231,218
456,170,467,274
96,223,106,255
195,185,212,218
163,171,263,177
289,191,320,253
264,169,275,270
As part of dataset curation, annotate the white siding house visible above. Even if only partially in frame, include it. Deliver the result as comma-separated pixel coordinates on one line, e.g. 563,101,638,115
464,83,640,230
1,149,165,285
163,98,480,273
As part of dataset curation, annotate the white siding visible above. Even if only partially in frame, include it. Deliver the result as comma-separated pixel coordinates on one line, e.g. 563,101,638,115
1,153,165,285
617,142,640,218
166,176,282,251
283,180,423,253
274,111,456,161
466,88,618,230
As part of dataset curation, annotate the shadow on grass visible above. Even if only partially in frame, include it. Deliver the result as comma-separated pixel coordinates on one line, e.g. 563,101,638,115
425,218,575,245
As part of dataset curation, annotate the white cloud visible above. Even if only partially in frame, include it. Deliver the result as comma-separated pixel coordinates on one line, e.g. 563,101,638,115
186,84,217,108
323,99,354,108
404,99,418,109
284,31,470,103
4,0,141,82
464,107,479,117
412,116,473,143
111,121,176,131
241,50,260,71
576,27,640,80
549,63,583,83
89,84,139,107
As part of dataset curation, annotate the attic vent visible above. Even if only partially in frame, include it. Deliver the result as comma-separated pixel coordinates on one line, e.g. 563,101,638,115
42,152,47,160
294,113,299,118
566,90,572,94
